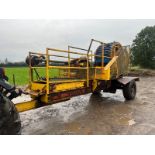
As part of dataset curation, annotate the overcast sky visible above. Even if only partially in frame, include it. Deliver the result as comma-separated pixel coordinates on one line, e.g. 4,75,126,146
0,19,155,62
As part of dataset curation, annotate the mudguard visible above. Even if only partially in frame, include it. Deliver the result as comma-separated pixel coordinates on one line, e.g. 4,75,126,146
117,76,139,85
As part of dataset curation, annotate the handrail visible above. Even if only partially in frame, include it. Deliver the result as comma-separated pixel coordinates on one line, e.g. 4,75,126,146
87,38,105,55
30,52,46,55
30,50,111,59
68,46,88,52
31,67,45,69
89,54,110,59
104,56,118,70
49,53,111,59
47,47,90,87
47,48,87,56
48,66,87,70
29,39,116,92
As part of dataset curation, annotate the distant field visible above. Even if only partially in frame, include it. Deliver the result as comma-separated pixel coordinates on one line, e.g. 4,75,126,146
6,67,29,85
5,66,155,86
5,67,59,86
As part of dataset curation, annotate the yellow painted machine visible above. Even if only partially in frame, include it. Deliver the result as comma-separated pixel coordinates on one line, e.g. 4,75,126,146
15,39,139,113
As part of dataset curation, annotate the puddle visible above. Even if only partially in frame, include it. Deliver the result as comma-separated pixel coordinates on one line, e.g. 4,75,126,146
20,76,155,134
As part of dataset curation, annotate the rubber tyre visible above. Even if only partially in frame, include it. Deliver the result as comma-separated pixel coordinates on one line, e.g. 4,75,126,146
123,80,136,100
0,95,21,135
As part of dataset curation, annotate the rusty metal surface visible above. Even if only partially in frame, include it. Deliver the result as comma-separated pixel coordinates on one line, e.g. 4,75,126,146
110,46,130,79
49,87,92,104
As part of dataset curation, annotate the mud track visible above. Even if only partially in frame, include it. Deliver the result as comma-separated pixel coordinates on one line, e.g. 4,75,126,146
19,76,155,134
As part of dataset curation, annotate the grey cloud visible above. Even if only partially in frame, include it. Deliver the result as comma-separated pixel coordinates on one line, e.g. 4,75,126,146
0,19,155,62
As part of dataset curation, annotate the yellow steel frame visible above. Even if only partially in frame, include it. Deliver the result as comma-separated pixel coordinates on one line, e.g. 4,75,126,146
15,41,121,113
18,39,119,111
46,48,50,94
47,47,90,86
15,100,37,112
52,81,85,93
28,42,114,93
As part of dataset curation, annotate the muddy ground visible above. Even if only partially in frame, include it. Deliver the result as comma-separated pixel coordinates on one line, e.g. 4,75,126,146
17,76,155,135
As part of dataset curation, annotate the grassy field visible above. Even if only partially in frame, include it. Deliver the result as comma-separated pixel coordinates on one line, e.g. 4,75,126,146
6,67,29,85
6,66,155,86
5,67,59,86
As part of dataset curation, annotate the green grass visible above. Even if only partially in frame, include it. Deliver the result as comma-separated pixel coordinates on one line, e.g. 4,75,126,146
6,67,29,86
5,67,59,86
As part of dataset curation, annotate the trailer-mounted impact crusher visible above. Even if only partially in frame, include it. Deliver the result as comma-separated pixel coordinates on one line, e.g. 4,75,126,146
0,39,139,134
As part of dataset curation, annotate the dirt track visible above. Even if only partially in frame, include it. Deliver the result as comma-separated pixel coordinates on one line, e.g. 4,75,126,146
19,76,155,135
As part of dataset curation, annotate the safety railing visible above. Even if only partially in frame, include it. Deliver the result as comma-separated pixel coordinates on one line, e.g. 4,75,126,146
45,48,90,94
28,39,114,94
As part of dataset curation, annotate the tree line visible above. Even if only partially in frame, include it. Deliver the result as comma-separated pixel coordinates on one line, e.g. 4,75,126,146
0,59,27,67
131,25,155,69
